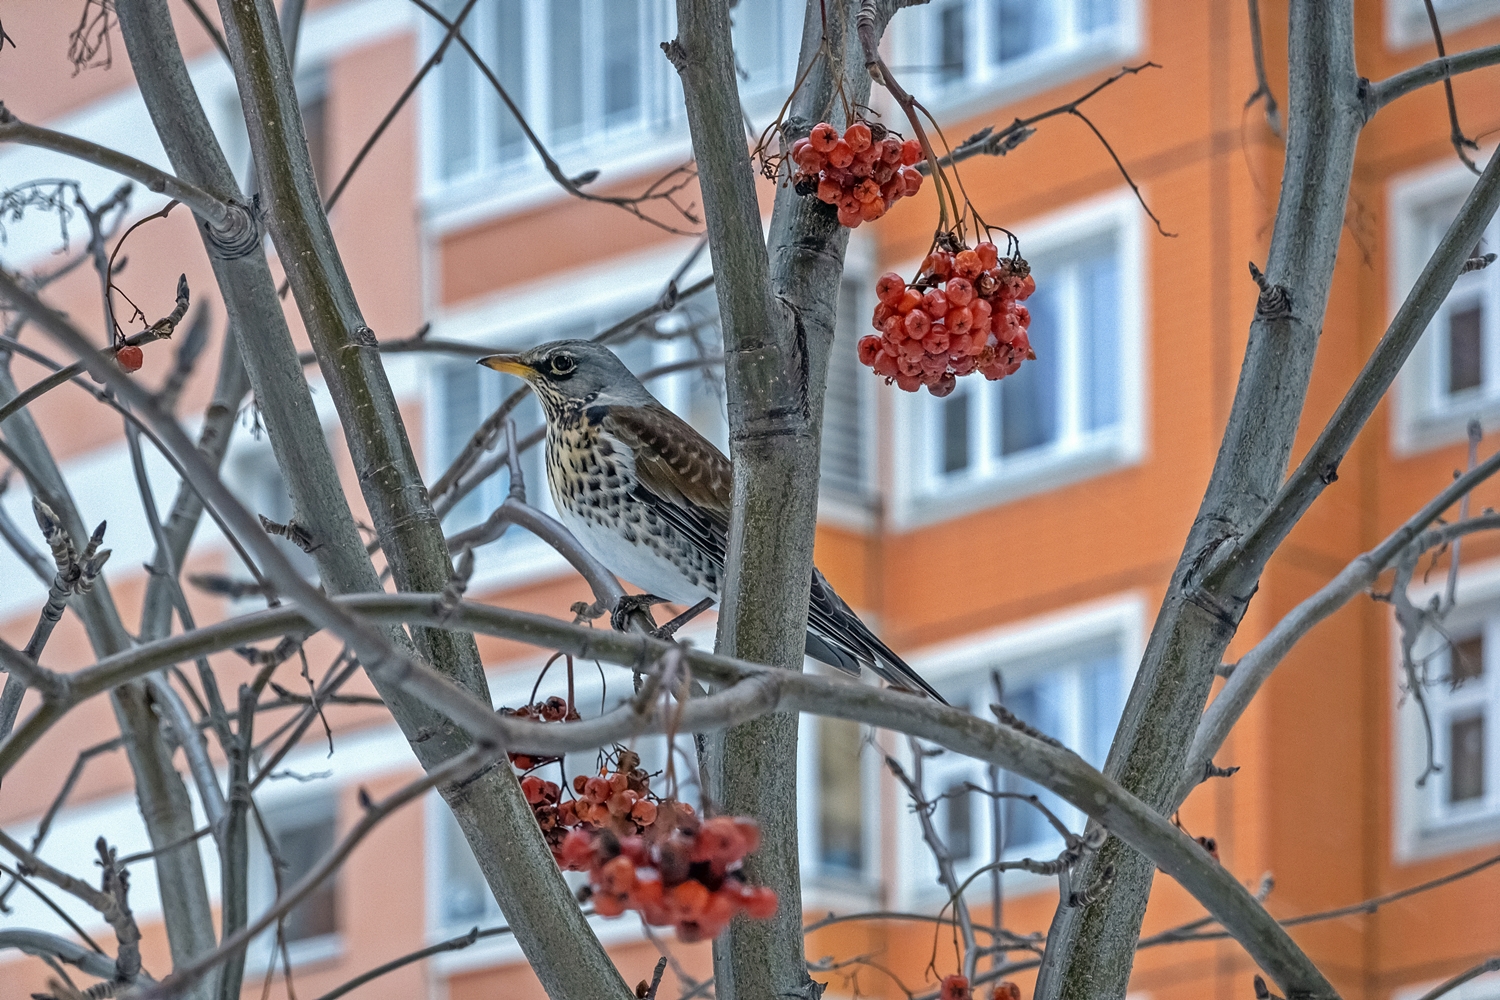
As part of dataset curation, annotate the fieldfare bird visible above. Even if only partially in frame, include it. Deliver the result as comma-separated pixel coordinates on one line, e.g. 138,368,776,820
479,339,945,702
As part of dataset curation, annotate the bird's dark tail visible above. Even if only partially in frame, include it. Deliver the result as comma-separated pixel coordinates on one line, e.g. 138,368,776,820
805,568,948,705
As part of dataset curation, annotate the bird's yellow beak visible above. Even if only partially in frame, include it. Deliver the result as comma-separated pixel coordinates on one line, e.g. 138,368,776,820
477,354,533,378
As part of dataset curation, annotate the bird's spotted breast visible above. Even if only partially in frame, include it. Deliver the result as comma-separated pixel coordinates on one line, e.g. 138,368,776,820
544,415,719,604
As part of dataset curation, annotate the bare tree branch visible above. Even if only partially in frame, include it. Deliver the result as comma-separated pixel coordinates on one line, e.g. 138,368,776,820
1370,43,1500,109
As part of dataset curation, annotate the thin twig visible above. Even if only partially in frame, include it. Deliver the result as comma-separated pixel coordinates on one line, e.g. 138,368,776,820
1422,0,1481,173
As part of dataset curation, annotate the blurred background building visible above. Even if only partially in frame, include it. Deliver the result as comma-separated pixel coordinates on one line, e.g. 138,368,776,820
2,0,1500,997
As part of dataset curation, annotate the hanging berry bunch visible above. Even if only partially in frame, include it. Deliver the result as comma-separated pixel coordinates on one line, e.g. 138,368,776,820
505,713,779,942
858,240,1036,396
559,813,778,942
789,120,925,228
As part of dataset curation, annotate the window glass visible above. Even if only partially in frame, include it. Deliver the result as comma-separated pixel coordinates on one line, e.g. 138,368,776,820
937,2,967,84
494,0,527,159
943,391,971,474
816,716,865,872
733,0,783,94
993,0,1039,63
1079,251,1121,431
438,0,477,179
549,0,584,141
822,280,869,499
1449,714,1486,804
1448,303,1484,395
253,799,340,952
998,280,1060,457
603,1,643,123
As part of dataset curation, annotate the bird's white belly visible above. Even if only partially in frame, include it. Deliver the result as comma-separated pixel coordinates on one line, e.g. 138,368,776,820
554,502,716,606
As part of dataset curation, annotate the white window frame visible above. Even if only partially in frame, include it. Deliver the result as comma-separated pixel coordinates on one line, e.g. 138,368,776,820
1394,555,1500,861
895,0,1142,123
890,189,1147,529
1395,969,1500,1000
1385,0,1500,49
890,593,1145,906
1390,153,1500,455
419,0,805,231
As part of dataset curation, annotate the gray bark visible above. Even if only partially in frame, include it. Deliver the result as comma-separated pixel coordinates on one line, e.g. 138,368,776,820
1034,4,1362,998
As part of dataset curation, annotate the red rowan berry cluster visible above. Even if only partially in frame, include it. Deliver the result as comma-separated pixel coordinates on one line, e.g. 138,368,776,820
506,736,779,942
560,812,778,942
789,120,925,228
858,242,1036,396
115,344,144,373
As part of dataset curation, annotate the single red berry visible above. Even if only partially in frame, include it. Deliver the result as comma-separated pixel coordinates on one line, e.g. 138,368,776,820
904,309,932,339
945,277,975,307
808,122,840,152
922,288,950,318
900,138,923,165
875,272,907,306
921,252,952,279
897,288,923,314
895,373,922,392
817,177,842,205
901,166,923,196
881,136,904,164
844,121,873,152
573,774,589,795
521,775,546,804
858,335,884,367
992,983,1022,1000
1017,273,1037,300
827,140,854,169
116,345,144,373
975,241,1000,269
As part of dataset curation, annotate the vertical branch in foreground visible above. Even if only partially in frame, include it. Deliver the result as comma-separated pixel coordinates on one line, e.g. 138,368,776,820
1033,3,1363,998
201,2,630,997
666,0,875,996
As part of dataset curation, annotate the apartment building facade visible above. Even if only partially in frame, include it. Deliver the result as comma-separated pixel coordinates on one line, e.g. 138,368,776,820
3,0,1500,997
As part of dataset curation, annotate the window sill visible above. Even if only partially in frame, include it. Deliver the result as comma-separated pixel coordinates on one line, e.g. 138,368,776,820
1394,397,1500,456
250,933,343,973
895,433,1141,530
1397,810,1500,863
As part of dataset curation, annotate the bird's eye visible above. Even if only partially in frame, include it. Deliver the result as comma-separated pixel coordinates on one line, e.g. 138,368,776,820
549,353,577,377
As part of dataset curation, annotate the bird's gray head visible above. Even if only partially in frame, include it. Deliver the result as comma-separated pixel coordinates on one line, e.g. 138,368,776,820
477,340,653,419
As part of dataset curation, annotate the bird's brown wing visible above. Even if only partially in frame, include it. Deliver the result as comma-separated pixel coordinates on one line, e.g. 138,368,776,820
604,404,946,703
602,403,732,562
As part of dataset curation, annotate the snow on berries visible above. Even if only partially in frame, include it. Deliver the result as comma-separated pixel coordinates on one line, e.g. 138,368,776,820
790,119,925,228
115,344,144,373
504,725,778,942
859,242,1037,396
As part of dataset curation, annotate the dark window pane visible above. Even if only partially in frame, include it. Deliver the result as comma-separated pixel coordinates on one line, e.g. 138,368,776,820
495,0,527,158
1448,304,1483,394
999,283,1059,456
817,717,864,872
994,0,1037,63
549,0,584,140
945,782,972,860
938,3,965,83
603,0,641,122
1449,714,1486,803
1453,634,1484,685
276,816,338,942
943,392,970,474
